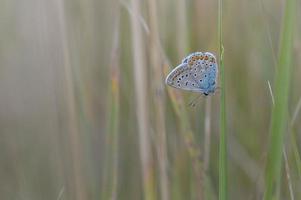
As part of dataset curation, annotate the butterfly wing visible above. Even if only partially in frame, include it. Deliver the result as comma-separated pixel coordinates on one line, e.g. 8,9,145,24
165,63,203,92
189,52,218,94
165,52,218,94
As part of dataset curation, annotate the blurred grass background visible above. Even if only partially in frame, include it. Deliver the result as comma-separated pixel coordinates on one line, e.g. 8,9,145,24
0,0,300,200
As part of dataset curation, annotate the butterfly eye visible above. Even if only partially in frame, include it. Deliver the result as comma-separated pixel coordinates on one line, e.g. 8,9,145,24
205,56,208,60
200,55,204,60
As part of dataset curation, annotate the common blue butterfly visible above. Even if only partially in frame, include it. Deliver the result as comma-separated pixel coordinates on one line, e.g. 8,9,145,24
165,52,218,96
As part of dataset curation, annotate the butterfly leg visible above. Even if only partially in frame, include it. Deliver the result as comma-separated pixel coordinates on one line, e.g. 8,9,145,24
188,94,205,107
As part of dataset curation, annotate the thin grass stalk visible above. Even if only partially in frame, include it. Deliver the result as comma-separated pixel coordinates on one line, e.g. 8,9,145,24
163,62,203,200
108,41,120,200
218,0,227,199
203,98,212,199
291,97,301,125
176,0,189,56
283,149,295,200
264,0,296,199
288,126,301,200
160,1,211,195
147,0,170,199
54,0,87,199
227,135,264,190
258,0,278,69
264,3,300,197
102,3,121,200
56,186,65,200
204,98,211,172
290,129,301,177
267,81,275,106
267,76,296,200
175,1,202,198
288,97,301,181
204,99,211,173
130,0,156,199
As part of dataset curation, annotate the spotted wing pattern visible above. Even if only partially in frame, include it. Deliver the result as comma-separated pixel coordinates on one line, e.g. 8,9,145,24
165,62,201,92
165,52,218,94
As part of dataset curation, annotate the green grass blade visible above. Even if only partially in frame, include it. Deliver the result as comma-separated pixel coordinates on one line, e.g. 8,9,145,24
130,0,156,199
264,0,297,199
102,5,121,199
290,128,301,178
163,62,204,199
218,0,227,199
147,0,170,199
290,97,301,178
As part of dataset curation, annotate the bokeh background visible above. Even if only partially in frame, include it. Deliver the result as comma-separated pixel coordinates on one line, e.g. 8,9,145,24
0,0,300,199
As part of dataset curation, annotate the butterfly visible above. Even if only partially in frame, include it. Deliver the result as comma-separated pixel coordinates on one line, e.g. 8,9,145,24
165,52,218,96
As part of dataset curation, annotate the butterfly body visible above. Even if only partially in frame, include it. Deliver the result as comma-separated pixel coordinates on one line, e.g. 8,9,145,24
165,52,218,95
